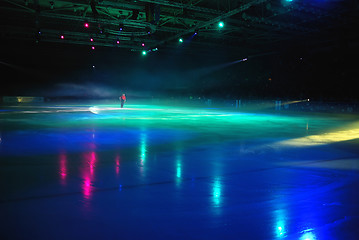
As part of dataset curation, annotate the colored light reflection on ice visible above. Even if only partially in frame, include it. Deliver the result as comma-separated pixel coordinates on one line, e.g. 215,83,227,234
115,155,120,176
81,151,97,200
138,132,147,176
176,163,182,178
277,226,285,237
176,149,183,179
300,231,317,240
175,148,183,187
89,152,96,175
274,209,287,238
279,125,359,147
59,152,67,184
212,177,222,207
83,177,92,200
140,132,147,163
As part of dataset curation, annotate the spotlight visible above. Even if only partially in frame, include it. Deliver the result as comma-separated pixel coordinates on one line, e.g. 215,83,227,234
89,106,99,114
142,50,147,55
218,21,224,28
60,35,64,39
91,46,95,50
141,43,145,47
179,38,183,43
145,26,151,34
119,23,124,31
90,38,94,42
116,40,120,44
84,22,89,28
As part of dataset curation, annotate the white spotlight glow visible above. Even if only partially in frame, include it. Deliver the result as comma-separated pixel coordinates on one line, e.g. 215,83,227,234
89,106,99,114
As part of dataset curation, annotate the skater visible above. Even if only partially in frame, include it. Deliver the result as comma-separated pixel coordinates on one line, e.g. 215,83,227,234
120,93,126,108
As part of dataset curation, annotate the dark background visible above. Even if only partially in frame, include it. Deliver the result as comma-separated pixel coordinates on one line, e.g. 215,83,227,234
0,0,358,102
1,38,357,101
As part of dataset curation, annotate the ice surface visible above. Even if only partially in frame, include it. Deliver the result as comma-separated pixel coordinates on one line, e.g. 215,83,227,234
0,104,359,239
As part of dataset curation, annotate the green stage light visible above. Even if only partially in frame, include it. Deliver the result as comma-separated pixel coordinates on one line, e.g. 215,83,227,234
179,38,183,43
142,51,147,56
218,21,224,28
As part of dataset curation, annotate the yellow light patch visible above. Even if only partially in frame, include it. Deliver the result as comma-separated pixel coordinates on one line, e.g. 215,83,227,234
280,125,359,147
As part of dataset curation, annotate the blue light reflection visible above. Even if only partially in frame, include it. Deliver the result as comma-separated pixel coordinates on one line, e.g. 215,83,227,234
212,177,222,207
274,208,288,238
138,131,147,177
300,231,317,240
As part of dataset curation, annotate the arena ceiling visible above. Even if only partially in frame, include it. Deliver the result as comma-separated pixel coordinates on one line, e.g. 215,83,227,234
0,0,358,55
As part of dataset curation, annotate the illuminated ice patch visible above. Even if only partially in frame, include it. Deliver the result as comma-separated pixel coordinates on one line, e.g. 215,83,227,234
89,106,99,114
300,231,317,240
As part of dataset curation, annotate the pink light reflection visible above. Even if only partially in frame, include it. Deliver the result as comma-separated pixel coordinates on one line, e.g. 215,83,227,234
81,151,97,200
115,155,120,176
59,152,67,184
83,177,92,200
89,152,96,175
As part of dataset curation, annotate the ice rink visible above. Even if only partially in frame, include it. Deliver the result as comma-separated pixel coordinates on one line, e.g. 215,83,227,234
1,103,359,239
